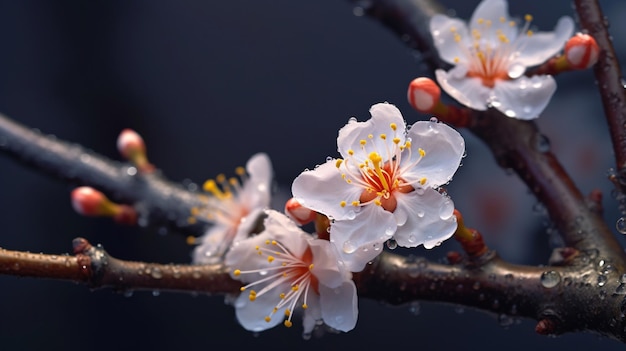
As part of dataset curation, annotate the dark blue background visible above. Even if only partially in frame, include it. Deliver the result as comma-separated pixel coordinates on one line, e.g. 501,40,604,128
0,0,625,350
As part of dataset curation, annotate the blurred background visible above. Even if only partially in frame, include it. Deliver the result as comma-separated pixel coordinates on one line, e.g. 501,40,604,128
0,0,625,350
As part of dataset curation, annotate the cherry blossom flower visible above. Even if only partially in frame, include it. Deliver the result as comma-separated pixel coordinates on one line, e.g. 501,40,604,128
192,153,273,264
291,103,465,271
430,0,574,119
225,210,358,334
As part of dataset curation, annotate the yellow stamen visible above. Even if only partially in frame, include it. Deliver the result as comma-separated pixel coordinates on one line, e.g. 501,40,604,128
380,134,386,140
302,304,308,309
525,14,533,22
264,316,271,323
351,200,360,207
419,148,426,157
235,166,245,176
234,269,241,276
340,201,347,207
368,152,390,191
335,159,343,168
390,123,397,131
267,256,275,263
393,137,401,144
284,320,293,328
420,178,427,185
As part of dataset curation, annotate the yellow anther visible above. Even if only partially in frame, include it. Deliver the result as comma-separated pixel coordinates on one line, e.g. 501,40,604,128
202,179,216,192
405,141,412,148
216,174,226,183
450,26,457,32
485,20,492,26
499,16,506,23
454,34,461,42
235,166,245,176
271,240,277,245
368,152,382,164
351,200,360,207
348,149,354,156
368,134,373,139
390,123,397,131
509,21,515,27
267,256,275,263
527,30,533,37
477,18,483,25
346,179,352,184
393,137,401,144
190,207,200,216
264,316,271,323
302,303,308,309
249,294,256,301
374,199,382,206
309,264,314,270
498,34,509,43
255,245,260,250
281,262,287,266
292,285,299,291
240,287,246,292
525,14,533,22
186,235,196,245
284,320,293,328
453,57,460,63
340,201,347,207
234,269,241,276
249,290,257,295
335,159,343,168
279,293,286,299
265,239,271,245
419,148,425,157
284,309,291,316
380,134,386,140
360,139,367,146
420,178,427,185
273,307,278,313
228,177,238,186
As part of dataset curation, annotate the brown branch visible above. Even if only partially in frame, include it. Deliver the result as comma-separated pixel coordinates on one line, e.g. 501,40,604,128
574,0,626,173
2,238,626,341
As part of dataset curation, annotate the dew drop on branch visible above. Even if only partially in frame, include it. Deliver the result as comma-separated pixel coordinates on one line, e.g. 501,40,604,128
616,217,626,234
540,271,561,288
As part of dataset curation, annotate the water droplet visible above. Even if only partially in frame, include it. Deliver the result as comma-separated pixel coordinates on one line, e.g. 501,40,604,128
408,234,417,243
416,210,425,217
597,275,607,287
348,116,357,124
599,289,607,300
504,109,516,117
536,134,550,152
384,226,395,236
342,240,357,254
152,290,161,297
429,117,439,123
498,314,515,328
386,239,398,250
508,63,525,79
540,271,561,288
123,290,134,298
126,166,138,176
617,217,626,234
151,268,163,279
302,333,312,341
439,200,454,220
615,283,626,295
454,306,465,314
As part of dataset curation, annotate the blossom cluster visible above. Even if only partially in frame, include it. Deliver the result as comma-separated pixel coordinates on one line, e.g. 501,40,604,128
188,0,597,337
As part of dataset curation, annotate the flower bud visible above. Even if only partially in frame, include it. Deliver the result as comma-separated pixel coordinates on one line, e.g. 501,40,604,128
407,77,441,113
564,33,599,70
71,186,116,216
284,197,316,225
117,129,154,172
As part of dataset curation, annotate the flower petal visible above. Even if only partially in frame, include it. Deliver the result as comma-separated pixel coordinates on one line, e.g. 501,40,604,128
309,239,346,288
491,75,556,119
468,0,517,45
233,289,287,332
435,68,491,110
291,161,363,220
329,205,396,272
337,102,405,162
302,292,322,335
192,224,235,264
403,121,465,187
261,210,310,257
394,188,457,248
514,16,575,67
430,14,472,65
241,152,273,208
224,231,275,278
319,281,358,332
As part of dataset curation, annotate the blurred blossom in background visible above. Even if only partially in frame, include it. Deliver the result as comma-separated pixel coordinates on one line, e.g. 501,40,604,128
0,1,624,350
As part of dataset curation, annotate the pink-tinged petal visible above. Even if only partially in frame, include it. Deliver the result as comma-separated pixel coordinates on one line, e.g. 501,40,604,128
192,224,235,264
261,210,309,257
435,68,491,110
319,281,358,332
337,103,405,162
430,14,472,65
330,205,396,272
241,152,273,208
394,188,457,248
491,75,556,120
514,17,575,67
403,121,465,187
291,161,363,220
233,289,287,332
309,239,345,288
224,231,275,277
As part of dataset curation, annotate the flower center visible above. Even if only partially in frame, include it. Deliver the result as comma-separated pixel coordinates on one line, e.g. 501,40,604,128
234,239,318,328
450,14,535,88
336,122,427,213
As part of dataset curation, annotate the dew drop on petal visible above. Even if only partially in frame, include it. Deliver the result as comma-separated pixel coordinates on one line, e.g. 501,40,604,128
408,234,417,243
348,117,357,124
385,226,395,236
386,238,398,250
507,63,525,79
346,210,356,220
343,240,357,254
540,271,561,288
417,210,425,218
439,200,454,220
504,109,516,117
429,117,439,123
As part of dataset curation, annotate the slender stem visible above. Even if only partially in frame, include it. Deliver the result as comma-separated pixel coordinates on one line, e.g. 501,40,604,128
574,0,626,173
0,113,207,237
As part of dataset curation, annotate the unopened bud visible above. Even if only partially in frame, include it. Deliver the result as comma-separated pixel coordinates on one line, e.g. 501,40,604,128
407,77,441,113
71,186,137,225
564,33,599,70
117,129,154,172
284,197,316,225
